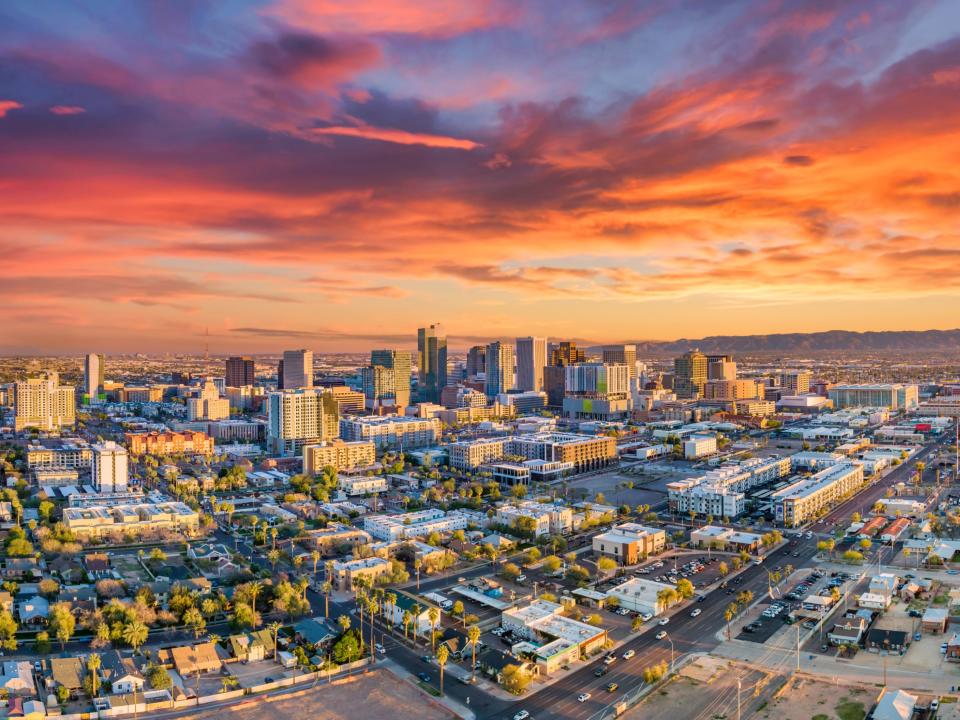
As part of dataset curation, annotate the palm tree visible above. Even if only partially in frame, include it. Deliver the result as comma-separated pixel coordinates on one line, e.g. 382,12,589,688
311,551,321,583
724,604,736,640
338,614,351,633
402,611,413,643
428,607,440,651
436,645,449,696
414,559,423,590
321,582,333,618
467,625,480,682
267,549,280,572
268,621,282,659
366,597,377,661
87,653,101,697
122,620,149,652
386,592,397,627
248,581,264,629
411,603,422,646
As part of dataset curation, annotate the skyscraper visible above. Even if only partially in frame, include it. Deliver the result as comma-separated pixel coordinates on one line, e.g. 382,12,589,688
225,356,256,387
485,341,515,397
707,354,737,381
13,371,76,431
516,336,547,392
363,349,412,409
282,349,314,390
466,345,486,378
602,344,637,377
417,324,447,402
267,389,340,456
674,349,709,398
563,363,631,420
92,441,129,493
83,353,105,400
544,341,586,407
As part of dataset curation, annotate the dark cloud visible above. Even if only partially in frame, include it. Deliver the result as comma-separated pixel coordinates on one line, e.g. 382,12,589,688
783,154,815,166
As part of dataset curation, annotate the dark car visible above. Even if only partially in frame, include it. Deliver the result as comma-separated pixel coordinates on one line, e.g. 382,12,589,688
594,666,609,677
418,672,431,683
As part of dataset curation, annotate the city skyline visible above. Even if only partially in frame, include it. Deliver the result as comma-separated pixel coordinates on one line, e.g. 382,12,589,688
2,1,960,353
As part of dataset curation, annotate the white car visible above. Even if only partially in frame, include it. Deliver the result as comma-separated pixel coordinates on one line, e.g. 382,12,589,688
658,617,670,626
622,649,635,660
514,712,530,720
578,693,591,703
656,630,668,640
690,608,702,618
375,643,386,655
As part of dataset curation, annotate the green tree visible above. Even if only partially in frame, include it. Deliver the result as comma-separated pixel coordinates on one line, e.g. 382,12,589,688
35,631,51,654
501,664,531,695
0,610,18,650
183,607,206,638
122,620,149,651
501,562,521,581
331,628,365,664
49,602,76,650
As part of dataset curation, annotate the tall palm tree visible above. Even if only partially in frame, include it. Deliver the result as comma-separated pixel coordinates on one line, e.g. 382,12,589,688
386,592,397,627
414,559,423,590
321,582,333,619
268,621,282,659
428,607,440,651
248,581,264,629
402,611,413,642
338,614,351,633
366,597,377,661
436,645,449,696
311,551,321,582
467,625,480,683
411,603,422,646
87,653,101,697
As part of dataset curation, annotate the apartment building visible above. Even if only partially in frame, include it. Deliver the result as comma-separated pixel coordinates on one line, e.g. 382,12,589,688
13,372,76,432
703,379,762,400
363,509,468,541
125,431,215,456
302,524,371,556
683,434,717,459
339,415,440,450
562,363,631,421
91,441,129,493
666,456,791,519
773,462,865,527
779,371,812,395
328,557,391,592
267,389,340,456
63,502,199,538
448,437,508,470
302,440,376,475
495,502,573,537
592,523,666,565
25,440,93,469
507,432,617,473
338,475,388,496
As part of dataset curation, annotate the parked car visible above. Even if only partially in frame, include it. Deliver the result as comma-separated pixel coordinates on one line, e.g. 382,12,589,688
658,617,670,626
514,711,530,720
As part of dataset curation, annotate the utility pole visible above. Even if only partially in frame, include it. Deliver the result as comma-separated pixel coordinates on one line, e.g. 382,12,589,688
737,676,742,720
796,625,800,672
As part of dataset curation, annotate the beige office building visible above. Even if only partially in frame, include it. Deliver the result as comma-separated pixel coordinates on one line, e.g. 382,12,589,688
13,372,76,432
703,379,762,400
187,380,230,421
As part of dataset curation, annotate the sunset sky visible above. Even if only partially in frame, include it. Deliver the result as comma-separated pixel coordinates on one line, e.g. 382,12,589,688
2,0,960,354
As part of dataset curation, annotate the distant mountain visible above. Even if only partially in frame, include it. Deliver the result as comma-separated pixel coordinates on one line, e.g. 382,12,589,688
624,329,960,354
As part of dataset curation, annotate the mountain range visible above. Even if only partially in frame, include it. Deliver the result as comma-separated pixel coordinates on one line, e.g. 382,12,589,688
619,329,960,354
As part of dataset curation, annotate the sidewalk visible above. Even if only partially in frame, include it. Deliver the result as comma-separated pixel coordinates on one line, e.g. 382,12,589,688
381,657,477,720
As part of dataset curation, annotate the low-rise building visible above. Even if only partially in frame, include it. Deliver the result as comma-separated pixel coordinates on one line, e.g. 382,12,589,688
338,475,388,496
125,431,214,456
683,434,717,459
303,440,377,475
500,600,607,675
303,524,371,556
62,502,199,539
448,437,508,470
339,415,441,450
363,509,468,541
494,502,573,537
605,578,677,616
689,526,763,552
328,557,391,592
593,523,666,565
772,462,865,527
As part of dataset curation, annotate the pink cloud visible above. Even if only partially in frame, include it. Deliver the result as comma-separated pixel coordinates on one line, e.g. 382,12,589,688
49,105,85,115
0,100,23,118
312,124,482,149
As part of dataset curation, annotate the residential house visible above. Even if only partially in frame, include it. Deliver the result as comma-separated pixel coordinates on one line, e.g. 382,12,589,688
387,592,436,637
480,651,539,685
99,651,144,695
3,558,39,580
57,586,97,615
872,689,917,720
169,642,221,676
47,657,84,699
827,617,868,646
292,617,338,646
84,553,111,579
0,662,36,696
946,632,960,663
866,628,908,654
229,634,265,663
18,596,48,625
922,607,949,634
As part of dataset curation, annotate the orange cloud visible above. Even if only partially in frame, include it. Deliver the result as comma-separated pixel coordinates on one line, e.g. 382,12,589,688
312,124,482,149
49,105,85,115
0,100,22,117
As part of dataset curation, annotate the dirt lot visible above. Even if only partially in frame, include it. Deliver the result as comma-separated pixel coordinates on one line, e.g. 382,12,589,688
180,669,454,720
757,675,877,720
623,658,778,720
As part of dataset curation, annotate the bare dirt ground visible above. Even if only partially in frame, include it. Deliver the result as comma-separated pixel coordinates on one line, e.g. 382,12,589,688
181,669,455,720
756,675,878,720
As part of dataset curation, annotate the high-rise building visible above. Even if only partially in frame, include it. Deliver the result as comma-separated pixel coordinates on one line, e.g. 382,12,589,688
674,349,709,399
602,345,637,378
707,355,737,381
282,349,313,390
562,363,631,420
225,356,256,388
83,353,105,400
365,349,412,408
779,370,812,395
92,441,129,493
516,336,547,392
13,372,76,432
187,379,231,421
485,341,515,397
466,345,486,378
417,324,447,402
544,341,586,407
276,358,284,389
267,389,340,456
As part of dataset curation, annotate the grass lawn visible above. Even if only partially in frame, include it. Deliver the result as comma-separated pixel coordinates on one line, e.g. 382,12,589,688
835,698,866,720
